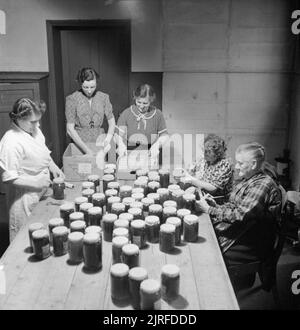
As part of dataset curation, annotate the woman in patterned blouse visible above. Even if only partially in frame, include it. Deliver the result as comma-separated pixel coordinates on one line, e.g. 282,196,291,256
188,134,233,198
65,67,116,156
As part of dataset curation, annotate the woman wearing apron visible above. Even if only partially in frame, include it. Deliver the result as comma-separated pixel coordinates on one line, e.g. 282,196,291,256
65,67,116,156
0,98,64,242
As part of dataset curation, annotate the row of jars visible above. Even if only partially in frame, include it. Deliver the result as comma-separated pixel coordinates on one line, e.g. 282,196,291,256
110,264,180,309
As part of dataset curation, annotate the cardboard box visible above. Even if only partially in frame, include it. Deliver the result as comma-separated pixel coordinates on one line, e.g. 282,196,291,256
63,143,105,182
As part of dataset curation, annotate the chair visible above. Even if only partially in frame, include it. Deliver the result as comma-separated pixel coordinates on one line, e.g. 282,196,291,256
227,185,289,305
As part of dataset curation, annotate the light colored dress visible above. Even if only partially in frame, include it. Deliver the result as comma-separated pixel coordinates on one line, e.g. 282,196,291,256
65,90,114,143
0,123,51,242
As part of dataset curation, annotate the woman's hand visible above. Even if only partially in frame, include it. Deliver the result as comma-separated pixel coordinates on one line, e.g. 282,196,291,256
49,160,65,179
35,172,52,191
195,197,210,213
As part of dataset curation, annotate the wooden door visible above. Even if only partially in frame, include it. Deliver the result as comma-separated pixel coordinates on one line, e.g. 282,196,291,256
60,26,130,140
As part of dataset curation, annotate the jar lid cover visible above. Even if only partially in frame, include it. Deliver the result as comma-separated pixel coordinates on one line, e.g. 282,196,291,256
48,218,64,226
83,232,100,243
88,206,102,215
148,170,159,176
32,229,49,239
166,217,181,227
129,267,148,281
168,184,180,191
52,226,68,235
85,225,102,234
172,189,185,197
148,181,160,187
136,176,148,182
103,174,114,180
82,181,94,188
70,220,86,229
180,176,192,183
184,214,198,224
157,188,169,195
114,219,129,228
103,213,118,222
145,215,160,225
79,202,93,211
142,197,154,205
105,189,118,196
122,197,135,205
163,200,177,208
132,187,144,194
75,196,88,203
60,202,74,211
92,193,105,199
112,202,125,210
128,207,142,215
120,185,132,192
29,222,44,231
113,227,129,237
130,201,143,209
118,213,134,221
183,193,196,200
147,193,159,200
82,188,95,195
159,168,170,174
131,220,145,229
108,181,119,188
108,196,121,204
140,279,160,293
149,204,162,212
70,212,84,220
68,231,84,241
177,208,191,216
53,177,64,184
122,243,139,255
87,174,100,181
163,206,177,214
162,264,180,277
105,163,117,170
148,175,160,182
110,263,129,277
132,193,144,200
160,223,176,233
112,236,129,247
172,168,184,176
136,169,148,176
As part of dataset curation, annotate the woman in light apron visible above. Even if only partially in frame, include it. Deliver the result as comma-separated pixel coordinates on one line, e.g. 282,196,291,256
0,98,64,242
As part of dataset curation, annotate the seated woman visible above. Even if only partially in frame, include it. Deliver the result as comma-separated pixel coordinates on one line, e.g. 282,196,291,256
187,134,233,198
115,84,168,166
0,98,64,242
65,67,115,156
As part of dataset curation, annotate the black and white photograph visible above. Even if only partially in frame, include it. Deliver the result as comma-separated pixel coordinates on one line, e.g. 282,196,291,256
0,0,300,313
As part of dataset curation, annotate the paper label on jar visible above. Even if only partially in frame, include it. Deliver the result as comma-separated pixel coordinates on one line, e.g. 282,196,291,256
78,163,92,174
132,235,141,247
42,244,50,258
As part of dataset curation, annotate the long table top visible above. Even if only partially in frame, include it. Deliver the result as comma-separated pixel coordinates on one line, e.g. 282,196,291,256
0,182,239,310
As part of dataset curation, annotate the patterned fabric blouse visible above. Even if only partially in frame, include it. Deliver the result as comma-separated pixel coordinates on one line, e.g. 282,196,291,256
208,171,282,253
190,158,233,197
65,90,114,143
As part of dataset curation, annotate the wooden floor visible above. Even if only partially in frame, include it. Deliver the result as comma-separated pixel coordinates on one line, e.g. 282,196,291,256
0,183,239,310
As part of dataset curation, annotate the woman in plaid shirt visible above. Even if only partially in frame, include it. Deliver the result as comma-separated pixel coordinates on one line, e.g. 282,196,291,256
197,142,282,266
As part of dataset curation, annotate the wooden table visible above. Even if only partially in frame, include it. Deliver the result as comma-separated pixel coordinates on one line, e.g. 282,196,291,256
0,182,239,310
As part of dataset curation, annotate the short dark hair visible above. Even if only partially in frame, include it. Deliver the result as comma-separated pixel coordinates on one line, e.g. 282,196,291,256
204,134,227,160
76,67,99,84
9,98,46,121
133,84,156,103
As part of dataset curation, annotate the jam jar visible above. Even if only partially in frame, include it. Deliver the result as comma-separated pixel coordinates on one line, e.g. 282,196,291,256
157,188,169,205
166,217,182,245
107,196,121,214
111,202,126,217
52,177,65,200
87,174,100,192
183,214,199,242
121,243,140,269
159,224,175,253
119,185,133,199
48,218,64,245
147,193,160,204
74,196,88,212
28,222,44,251
69,212,84,225
141,197,155,214
87,206,102,226
114,219,129,230
129,267,148,309
52,226,69,256
79,202,94,226
172,168,184,184
168,184,180,200
59,202,74,228
182,193,196,212
68,231,84,264
102,213,118,242
158,168,170,188
110,263,130,300
112,236,129,264
145,215,160,243
147,181,160,194
113,227,129,240
162,206,177,224
122,197,135,212
81,181,95,191
128,207,143,220
148,171,160,182
83,232,102,271
171,189,185,209
130,220,146,249
161,264,180,300
92,193,106,208
70,220,86,234
107,181,120,192
163,200,177,209
32,229,50,260
148,204,163,224
102,174,115,193
140,279,161,310
131,192,144,203
82,188,95,204
177,208,191,235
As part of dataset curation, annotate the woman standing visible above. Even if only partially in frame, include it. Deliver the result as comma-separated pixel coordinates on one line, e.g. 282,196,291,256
65,67,116,155
0,98,64,242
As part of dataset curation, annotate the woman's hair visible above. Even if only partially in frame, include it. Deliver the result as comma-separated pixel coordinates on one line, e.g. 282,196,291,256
9,98,46,121
204,134,227,160
133,84,156,103
236,142,265,167
76,67,99,84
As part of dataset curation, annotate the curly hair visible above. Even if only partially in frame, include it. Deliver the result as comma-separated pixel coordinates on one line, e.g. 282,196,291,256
204,134,227,161
9,98,46,121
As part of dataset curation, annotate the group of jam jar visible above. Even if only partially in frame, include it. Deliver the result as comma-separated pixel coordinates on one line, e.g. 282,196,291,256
110,263,180,309
28,220,103,271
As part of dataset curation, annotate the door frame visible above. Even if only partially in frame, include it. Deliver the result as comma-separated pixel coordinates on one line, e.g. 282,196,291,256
46,19,131,165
